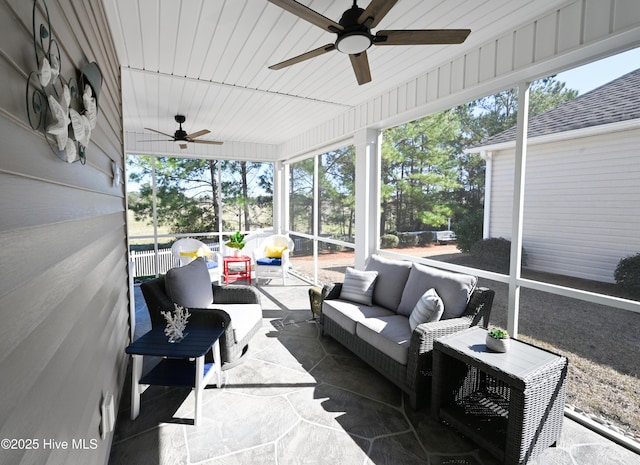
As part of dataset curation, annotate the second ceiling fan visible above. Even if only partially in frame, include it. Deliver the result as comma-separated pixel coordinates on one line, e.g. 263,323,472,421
144,115,223,150
268,0,471,85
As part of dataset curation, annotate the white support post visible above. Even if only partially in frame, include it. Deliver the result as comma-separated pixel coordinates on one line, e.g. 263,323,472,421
217,161,223,246
151,157,159,276
508,82,530,338
273,160,283,234
353,128,381,270
313,156,319,283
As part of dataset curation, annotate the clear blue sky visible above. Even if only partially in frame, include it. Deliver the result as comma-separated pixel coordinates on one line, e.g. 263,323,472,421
555,47,640,94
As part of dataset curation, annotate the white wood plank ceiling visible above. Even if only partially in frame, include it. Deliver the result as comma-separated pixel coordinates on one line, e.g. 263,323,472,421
104,0,571,150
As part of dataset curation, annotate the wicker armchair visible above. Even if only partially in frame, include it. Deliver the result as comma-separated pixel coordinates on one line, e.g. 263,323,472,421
320,282,494,408
140,277,262,368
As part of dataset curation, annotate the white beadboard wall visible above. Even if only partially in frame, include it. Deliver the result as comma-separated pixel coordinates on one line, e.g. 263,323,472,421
280,0,640,159
0,1,127,464
488,126,640,283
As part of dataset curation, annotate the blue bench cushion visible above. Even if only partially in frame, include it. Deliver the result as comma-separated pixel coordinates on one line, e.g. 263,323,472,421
257,257,281,266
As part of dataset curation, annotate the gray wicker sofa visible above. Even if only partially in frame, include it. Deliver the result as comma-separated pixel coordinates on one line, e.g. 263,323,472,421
320,254,494,407
141,258,262,369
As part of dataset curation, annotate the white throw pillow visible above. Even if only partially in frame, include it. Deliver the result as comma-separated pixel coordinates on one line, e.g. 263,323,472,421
340,267,378,306
409,288,444,331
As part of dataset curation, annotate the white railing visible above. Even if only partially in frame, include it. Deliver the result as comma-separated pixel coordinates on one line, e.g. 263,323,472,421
130,242,220,278
130,249,176,278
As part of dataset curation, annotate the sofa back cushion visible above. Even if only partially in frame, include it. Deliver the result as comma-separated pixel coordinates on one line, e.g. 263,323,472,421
365,254,412,310
397,263,477,319
165,257,214,308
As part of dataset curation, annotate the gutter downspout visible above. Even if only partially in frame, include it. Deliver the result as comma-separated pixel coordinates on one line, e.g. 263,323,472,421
481,150,492,239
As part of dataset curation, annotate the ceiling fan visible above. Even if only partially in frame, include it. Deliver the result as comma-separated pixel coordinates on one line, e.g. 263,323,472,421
268,0,471,85
144,115,223,149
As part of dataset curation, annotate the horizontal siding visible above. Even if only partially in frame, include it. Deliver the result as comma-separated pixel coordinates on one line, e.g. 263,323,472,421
280,0,640,158
0,1,127,464
489,128,640,283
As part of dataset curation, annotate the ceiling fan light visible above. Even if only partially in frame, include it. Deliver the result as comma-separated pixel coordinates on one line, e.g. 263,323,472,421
174,139,186,146
336,33,372,54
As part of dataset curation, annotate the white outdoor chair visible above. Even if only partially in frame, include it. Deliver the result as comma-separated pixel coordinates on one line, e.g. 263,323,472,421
253,234,295,285
171,238,222,283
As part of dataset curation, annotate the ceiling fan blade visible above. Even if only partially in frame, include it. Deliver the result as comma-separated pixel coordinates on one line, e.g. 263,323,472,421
139,139,173,142
349,52,372,85
186,129,210,139
269,43,336,70
191,139,224,145
179,143,188,150
144,127,175,138
375,29,471,45
358,0,398,28
268,0,343,32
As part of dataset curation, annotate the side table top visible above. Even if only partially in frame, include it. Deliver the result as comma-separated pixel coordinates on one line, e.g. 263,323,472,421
223,255,251,262
126,326,224,358
435,327,566,385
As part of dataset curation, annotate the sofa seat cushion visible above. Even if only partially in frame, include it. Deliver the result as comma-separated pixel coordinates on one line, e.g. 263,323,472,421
365,255,412,311
356,315,412,365
397,263,477,320
207,303,262,342
322,299,395,334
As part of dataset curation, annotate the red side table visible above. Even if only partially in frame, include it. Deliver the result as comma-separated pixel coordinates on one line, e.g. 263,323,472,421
223,255,252,285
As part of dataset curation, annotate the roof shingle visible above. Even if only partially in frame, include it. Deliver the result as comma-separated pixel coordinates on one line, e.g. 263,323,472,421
476,68,640,147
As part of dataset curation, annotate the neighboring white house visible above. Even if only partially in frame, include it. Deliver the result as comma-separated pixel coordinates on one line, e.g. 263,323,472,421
468,69,640,283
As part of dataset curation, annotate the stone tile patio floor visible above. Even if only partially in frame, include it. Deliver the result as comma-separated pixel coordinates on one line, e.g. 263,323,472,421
109,277,640,465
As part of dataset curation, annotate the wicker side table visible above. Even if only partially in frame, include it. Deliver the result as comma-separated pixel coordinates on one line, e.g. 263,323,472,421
431,327,568,465
308,286,323,319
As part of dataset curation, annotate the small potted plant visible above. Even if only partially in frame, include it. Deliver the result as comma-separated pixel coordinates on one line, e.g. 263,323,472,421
486,327,510,353
225,231,246,256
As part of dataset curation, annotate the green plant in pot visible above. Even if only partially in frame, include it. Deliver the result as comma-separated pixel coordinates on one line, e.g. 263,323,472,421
486,327,510,353
225,231,246,256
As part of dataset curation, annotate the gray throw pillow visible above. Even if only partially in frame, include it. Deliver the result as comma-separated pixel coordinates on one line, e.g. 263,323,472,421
397,263,477,319
409,288,444,331
364,254,412,310
164,257,213,308
340,267,378,306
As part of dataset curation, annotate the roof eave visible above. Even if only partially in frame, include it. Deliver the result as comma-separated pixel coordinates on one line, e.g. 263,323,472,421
465,118,640,154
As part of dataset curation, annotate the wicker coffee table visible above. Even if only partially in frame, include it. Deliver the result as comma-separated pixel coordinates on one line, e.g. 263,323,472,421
431,327,568,464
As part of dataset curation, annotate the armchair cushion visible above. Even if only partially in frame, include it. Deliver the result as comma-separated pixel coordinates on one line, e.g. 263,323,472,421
340,267,378,306
397,263,477,319
164,258,213,308
409,288,444,331
365,254,412,310
257,257,281,266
